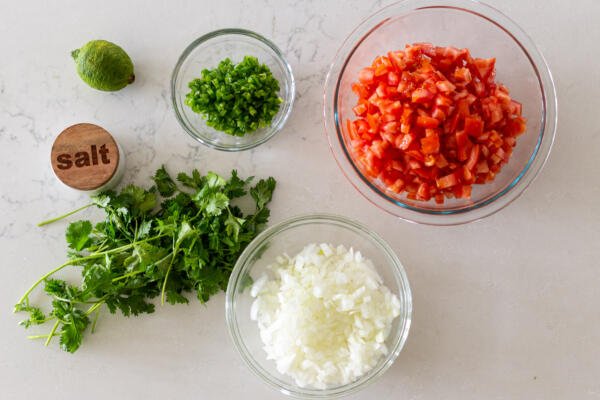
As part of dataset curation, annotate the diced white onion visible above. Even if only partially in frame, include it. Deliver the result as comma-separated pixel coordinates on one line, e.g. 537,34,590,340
250,243,401,389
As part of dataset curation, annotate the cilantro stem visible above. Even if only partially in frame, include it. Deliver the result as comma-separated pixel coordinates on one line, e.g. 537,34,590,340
44,320,60,346
91,309,100,334
15,259,77,310
160,261,174,306
112,252,173,282
111,270,143,282
51,296,98,305
37,203,93,227
28,332,59,340
15,234,168,310
160,237,178,306
86,301,104,316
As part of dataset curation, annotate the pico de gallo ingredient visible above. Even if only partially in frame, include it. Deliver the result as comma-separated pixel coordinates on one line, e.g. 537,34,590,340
346,43,527,203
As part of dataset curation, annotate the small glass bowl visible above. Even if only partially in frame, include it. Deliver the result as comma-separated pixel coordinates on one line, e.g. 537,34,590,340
171,29,295,151
324,0,557,225
225,214,412,398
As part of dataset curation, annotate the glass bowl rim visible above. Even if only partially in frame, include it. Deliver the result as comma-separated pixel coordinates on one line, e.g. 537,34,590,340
323,0,557,225
171,28,296,152
225,213,413,398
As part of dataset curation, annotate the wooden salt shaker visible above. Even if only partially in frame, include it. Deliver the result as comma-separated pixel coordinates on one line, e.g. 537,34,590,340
51,123,125,192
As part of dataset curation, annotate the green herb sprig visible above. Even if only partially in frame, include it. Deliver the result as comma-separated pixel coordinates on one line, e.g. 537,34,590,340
185,56,282,136
14,166,276,353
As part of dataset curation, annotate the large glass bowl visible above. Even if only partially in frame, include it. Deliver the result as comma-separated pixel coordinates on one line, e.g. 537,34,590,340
225,214,412,398
172,29,295,151
324,0,557,225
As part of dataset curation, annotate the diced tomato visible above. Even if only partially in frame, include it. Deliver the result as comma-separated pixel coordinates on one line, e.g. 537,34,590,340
354,119,369,135
359,67,375,84
353,103,367,116
383,113,399,124
381,100,402,115
387,71,400,86
473,58,496,81
421,134,440,155
504,136,517,147
465,144,480,171
370,140,387,158
412,88,435,104
456,99,471,117
455,129,468,148
388,178,405,193
454,67,472,83
417,182,431,201
436,172,459,189
376,82,388,98
373,56,392,76
406,149,425,162
472,78,486,97
363,149,383,174
508,100,523,116
495,147,509,162
453,184,472,199
366,113,380,132
430,107,445,122
396,132,416,150
476,160,489,174
506,116,527,136
346,43,526,203
347,119,359,140
436,80,456,93
388,51,406,71
436,94,453,108
436,153,449,168
416,115,439,128
381,121,398,134
424,154,436,167
352,83,370,99
444,112,460,135
464,116,484,138
462,165,474,183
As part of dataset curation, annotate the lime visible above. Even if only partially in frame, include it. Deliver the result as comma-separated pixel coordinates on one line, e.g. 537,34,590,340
71,40,135,91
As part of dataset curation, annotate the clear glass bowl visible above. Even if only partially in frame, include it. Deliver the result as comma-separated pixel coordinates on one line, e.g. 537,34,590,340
324,0,557,225
225,214,412,398
171,29,295,151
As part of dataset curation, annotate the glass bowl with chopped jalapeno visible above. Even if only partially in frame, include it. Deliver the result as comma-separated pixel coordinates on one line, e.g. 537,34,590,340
172,29,295,151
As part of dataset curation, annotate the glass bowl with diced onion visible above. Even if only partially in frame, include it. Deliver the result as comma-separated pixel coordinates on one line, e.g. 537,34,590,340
324,0,557,225
171,28,295,151
225,214,412,398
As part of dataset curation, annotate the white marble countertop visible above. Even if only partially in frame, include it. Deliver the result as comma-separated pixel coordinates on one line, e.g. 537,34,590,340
1,0,599,399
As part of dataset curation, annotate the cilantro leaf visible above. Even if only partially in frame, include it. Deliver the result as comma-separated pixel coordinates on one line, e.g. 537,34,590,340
225,170,251,198
15,304,45,328
204,192,229,216
153,165,177,197
250,177,276,210
66,220,93,251
59,309,89,353
91,191,114,208
225,213,245,241
177,169,204,189
205,171,226,189
118,185,157,217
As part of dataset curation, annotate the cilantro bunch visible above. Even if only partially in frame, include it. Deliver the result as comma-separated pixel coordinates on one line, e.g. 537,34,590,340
14,166,276,353
185,56,282,136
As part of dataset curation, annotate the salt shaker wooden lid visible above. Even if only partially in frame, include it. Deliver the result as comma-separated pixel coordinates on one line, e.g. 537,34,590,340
51,123,121,191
